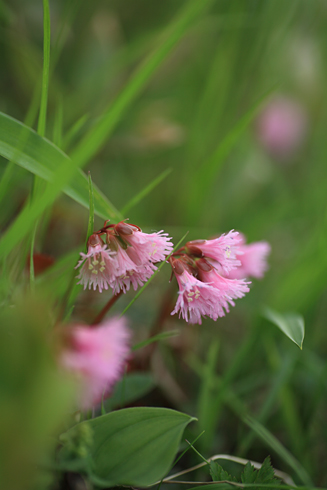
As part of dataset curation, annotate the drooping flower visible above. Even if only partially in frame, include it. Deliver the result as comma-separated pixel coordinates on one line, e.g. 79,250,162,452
106,222,173,294
185,230,242,275
227,234,271,280
197,259,250,305
170,256,250,325
76,221,174,295
60,317,130,409
171,264,223,325
76,234,114,293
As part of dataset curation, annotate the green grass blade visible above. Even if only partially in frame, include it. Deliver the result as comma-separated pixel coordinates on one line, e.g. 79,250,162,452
121,168,172,216
0,132,117,261
69,0,216,169
132,330,179,352
0,112,122,221
53,96,63,148
224,391,312,486
62,113,89,151
187,87,276,223
37,0,51,137
86,173,95,245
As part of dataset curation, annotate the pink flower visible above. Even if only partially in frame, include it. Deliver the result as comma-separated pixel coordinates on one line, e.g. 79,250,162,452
197,265,250,307
227,234,271,279
171,268,223,325
121,226,174,265
76,222,174,295
185,230,241,275
105,222,173,293
256,96,307,160
76,235,114,293
109,245,155,294
170,257,250,325
60,317,130,409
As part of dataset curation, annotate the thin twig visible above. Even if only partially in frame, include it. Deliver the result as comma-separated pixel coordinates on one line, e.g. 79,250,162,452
150,454,295,487
92,290,123,325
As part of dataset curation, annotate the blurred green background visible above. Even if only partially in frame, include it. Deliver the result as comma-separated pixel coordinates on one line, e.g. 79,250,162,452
1,0,327,487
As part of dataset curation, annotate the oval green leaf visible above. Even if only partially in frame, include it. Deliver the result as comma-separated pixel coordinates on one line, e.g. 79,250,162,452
60,407,195,487
263,307,305,350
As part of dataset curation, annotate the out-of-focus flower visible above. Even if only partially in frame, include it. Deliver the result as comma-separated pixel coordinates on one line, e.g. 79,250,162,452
60,317,130,409
76,221,173,294
169,239,250,325
227,234,271,280
256,96,308,160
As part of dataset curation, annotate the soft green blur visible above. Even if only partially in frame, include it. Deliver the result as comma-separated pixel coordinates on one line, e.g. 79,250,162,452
0,294,75,490
1,0,327,487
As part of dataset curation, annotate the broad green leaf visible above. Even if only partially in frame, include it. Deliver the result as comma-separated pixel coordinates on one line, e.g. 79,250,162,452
105,372,156,410
263,307,305,350
0,112,122,221
59,407,195,487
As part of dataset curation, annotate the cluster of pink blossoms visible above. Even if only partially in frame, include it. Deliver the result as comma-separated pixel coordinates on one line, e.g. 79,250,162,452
60,317,130,409
68,223,270,407
76,220,173,294
169,231,270,325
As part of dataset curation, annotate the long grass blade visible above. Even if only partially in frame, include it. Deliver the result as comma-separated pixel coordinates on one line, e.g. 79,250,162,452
37,0,51,137
121,168,172,216
69,0,216,169
0,112,122,221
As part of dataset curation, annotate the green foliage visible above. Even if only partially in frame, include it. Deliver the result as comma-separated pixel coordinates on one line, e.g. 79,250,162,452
0,112,121,221
263,307,305,350
0,294,75,490
59,407,195,487
241,457,280,488
104,372,156,411
210,461,238,483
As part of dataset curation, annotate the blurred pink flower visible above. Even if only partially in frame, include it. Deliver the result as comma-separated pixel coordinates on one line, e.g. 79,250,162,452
76,234,114,293
185,230,242,275
61,317,130,409
227,234,271,280
256,96,307,160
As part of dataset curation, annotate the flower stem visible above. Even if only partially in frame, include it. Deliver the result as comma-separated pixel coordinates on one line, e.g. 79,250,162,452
92,291,124,325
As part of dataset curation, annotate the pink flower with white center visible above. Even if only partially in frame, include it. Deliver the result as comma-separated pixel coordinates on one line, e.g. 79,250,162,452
227,234,271,280
76,234,115,293
171,268,224,325
60,317,130,409
185,230,242,275
104,222,173,293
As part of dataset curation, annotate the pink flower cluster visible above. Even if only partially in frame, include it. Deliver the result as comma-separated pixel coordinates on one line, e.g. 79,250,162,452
170,231,270,325
60,317,130,409
76,220,173,294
